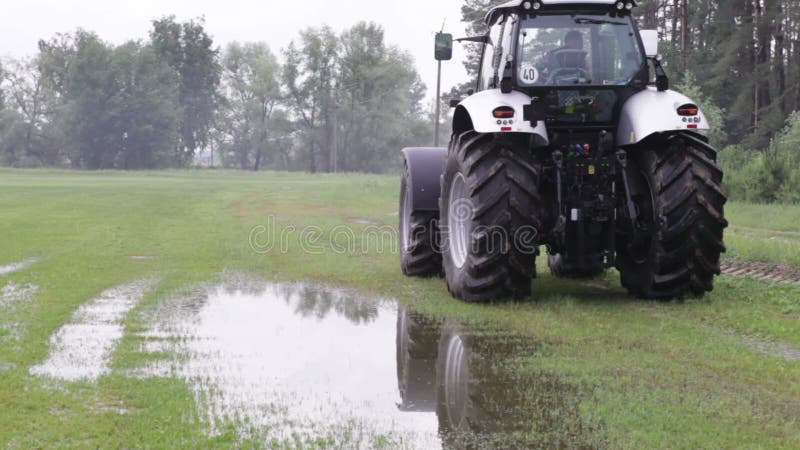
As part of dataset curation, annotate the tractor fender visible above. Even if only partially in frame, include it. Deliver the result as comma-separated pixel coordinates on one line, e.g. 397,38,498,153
452,89,549,144
618,87,709,146
402,147,447,212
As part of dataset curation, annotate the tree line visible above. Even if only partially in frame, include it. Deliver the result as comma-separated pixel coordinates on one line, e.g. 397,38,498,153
0,18,431,172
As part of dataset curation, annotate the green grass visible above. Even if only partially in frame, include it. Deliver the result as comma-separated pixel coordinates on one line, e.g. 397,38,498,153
725,201,800,266
0,168,799,449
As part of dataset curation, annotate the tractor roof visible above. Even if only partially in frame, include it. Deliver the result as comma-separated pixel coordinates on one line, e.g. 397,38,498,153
486,0,637,24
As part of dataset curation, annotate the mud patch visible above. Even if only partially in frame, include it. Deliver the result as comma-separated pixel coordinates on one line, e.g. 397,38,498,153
740,334,800,362
0,258,38,276
133,278,594,447
721,259,800,285
30,279,156,382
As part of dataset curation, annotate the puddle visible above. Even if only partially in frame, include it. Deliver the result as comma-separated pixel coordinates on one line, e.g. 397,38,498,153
129,255,156,260
1,282,39,343
0,258,38,276
134,278,594,448
0,281,38,308
30,279,155,382
348,217,380,226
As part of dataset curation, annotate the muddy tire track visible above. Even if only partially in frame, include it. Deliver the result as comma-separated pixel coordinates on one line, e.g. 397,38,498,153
720,259,800,286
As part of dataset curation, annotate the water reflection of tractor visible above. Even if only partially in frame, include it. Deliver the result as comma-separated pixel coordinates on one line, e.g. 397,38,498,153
396,306,591,448
400,0,727,302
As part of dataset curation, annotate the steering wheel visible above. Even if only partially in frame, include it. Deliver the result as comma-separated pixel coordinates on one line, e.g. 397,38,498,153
547,67,590,85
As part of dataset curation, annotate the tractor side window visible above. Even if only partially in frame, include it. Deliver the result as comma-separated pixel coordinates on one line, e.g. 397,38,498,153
478,15,505,91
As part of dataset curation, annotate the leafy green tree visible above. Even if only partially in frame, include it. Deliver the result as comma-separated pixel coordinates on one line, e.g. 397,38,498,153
336,22,428,172
59,32,118,168
283,25,339,173
218,42,282,171
150,16,221,165
111,42,181,169
0,57,51,165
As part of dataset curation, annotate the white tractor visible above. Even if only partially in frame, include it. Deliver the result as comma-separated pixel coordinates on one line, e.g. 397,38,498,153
400,0,727,302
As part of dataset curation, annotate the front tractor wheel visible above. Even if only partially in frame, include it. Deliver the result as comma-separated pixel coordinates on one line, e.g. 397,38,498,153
616,133,728,299
440,132,543,302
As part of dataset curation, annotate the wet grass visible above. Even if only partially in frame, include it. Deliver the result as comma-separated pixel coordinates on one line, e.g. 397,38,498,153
0,168,799,448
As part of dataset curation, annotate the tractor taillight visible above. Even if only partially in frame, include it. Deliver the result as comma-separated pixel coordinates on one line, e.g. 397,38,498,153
677,104,699,116
493,107,515,119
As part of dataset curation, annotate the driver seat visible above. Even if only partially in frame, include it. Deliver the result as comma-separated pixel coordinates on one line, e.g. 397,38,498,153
554,50,588,69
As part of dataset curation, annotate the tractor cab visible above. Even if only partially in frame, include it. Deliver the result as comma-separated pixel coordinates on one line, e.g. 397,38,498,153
477,0,650,129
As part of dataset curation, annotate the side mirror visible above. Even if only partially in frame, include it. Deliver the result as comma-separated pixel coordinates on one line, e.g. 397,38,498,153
449,99,461,108
639,30,659,59
435,33,453,61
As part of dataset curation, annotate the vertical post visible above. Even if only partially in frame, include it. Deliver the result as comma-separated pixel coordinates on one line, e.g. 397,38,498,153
434,60,442,147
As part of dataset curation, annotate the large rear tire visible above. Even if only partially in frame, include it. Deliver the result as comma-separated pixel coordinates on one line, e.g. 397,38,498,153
616,132,728,299
440,132,542,302
400,162,441,277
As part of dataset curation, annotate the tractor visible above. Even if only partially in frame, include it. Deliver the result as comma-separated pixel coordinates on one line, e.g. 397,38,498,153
399,0,728,302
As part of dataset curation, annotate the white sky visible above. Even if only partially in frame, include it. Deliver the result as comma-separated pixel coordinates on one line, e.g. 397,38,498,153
1,0,475,104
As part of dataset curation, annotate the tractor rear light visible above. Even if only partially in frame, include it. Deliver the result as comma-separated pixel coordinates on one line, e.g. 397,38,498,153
493,107,515,119
677,104,699,116
687,124,698,129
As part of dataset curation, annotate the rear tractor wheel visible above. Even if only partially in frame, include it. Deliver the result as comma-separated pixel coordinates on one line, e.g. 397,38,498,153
439,132,543,302
616,132,728,299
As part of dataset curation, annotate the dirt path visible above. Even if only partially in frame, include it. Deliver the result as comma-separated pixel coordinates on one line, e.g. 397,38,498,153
721,259,800,285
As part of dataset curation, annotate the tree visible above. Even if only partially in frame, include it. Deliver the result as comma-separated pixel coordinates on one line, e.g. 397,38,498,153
336,22,428,172
218,42,282,171
0,57,50,164
150,16,221,165
110,42,181,169
283,26,339,173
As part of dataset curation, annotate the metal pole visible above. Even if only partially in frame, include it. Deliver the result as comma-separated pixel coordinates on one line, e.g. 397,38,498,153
434,60,442,147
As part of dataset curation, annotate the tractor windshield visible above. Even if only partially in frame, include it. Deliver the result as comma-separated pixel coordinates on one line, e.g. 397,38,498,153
517,13,644,87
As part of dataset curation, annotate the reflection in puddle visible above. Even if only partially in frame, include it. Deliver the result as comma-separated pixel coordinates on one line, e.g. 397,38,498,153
0,258,37,276
397,308,596,449
136,279,596,448
30,279,155,381
137,282,439,447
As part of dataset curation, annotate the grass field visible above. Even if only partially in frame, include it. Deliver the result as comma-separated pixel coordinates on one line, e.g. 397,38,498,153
0,168,799,449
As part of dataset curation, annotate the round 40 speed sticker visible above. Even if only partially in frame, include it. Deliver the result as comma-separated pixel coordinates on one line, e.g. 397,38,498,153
519,64,538,85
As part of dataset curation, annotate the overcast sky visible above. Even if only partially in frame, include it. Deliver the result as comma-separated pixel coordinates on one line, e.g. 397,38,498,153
1,0,476,104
